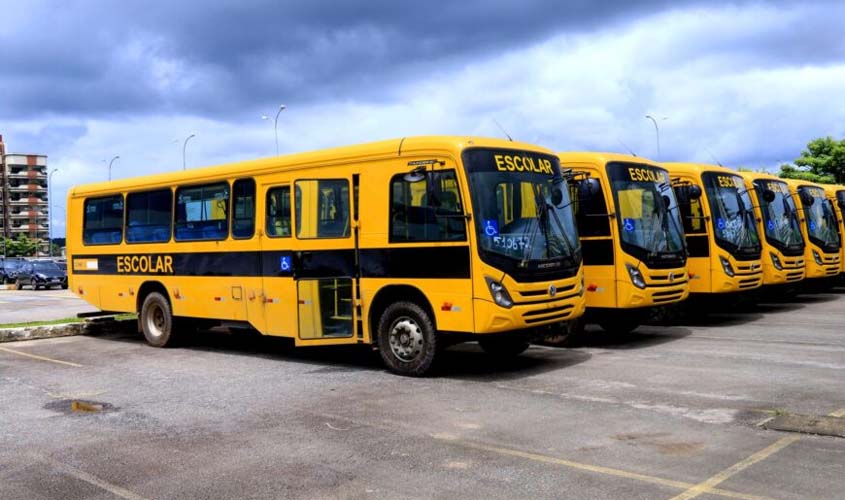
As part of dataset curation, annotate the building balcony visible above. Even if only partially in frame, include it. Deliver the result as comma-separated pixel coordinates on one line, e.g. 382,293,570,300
7,184,47,191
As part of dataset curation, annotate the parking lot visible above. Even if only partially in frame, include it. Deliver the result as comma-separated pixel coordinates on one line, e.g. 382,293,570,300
1,289,844,500
0,288,98,324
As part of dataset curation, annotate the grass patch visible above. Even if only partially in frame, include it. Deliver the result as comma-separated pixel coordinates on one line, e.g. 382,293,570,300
0,313,137,329
0,317,85,328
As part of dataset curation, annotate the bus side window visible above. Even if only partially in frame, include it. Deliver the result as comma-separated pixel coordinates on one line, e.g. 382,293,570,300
573,178,610,237
232,178,256,239
126,189,172,243
390,170,466,242
677,186,706,234
266,186,291,238
174,182,230,241
83,195,124,245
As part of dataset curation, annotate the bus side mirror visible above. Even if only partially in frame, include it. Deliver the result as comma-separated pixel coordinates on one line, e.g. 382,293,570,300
578,178,601,198
762,189,776,203
688,185,702,199
551,187,564,206
800,191,815,207
662,195,672,209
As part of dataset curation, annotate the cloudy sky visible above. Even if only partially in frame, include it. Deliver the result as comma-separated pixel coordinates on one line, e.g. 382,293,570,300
2,0,845,237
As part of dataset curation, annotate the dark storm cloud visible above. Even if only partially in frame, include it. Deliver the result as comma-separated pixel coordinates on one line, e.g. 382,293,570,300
2,0,702,120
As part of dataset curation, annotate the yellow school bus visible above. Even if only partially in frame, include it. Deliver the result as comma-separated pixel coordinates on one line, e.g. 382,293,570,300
823,184,845,274
782,179,841,280
664,163,764,294
560,152,689,333
738,172,806,286
67,136,585,376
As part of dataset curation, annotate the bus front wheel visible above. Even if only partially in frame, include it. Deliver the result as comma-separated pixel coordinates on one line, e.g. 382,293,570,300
140,292,175,347
377,301,437,376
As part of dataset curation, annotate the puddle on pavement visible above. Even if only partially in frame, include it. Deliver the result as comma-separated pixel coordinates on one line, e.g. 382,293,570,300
44,399,116,415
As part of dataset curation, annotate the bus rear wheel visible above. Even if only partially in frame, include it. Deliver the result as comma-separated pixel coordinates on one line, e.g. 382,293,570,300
140,292,175,347
377,301,437,376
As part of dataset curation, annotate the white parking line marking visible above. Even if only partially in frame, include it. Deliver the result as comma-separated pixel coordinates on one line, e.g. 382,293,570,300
35,455,149,500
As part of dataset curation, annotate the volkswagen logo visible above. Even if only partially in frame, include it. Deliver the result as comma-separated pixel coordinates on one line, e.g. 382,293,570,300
549,284,557,297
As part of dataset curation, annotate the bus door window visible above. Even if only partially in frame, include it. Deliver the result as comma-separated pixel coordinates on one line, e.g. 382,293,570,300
294,179,353,340
265,186,291,237
568,175,612,266
675,181,709,257
572,176,610,237
174,182,230,241
390,170,466,242
295,179,350,239
232,178,256,239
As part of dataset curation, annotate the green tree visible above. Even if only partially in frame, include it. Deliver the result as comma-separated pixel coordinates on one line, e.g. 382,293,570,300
778,163,835,184
787,136,845,183
2,234,38,257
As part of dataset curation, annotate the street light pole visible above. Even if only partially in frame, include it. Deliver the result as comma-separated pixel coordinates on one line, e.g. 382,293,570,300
644,115,667,159
48,168,58,257
262,105,286,155
108,155,120,181
183,134,196,170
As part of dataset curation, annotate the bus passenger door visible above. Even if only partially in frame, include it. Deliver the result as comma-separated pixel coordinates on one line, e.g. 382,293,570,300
291,176,359,346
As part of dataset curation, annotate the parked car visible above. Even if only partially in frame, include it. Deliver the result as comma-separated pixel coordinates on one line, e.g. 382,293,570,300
16,260,68,290
0,258,28,284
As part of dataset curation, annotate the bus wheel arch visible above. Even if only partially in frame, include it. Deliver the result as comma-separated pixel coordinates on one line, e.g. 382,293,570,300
368,285,438,376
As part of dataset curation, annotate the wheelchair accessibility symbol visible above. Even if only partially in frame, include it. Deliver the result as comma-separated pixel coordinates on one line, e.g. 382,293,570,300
767,219,776,231
623,218,635,232
717,218,726,231
483,219,499,237
280,256,291,272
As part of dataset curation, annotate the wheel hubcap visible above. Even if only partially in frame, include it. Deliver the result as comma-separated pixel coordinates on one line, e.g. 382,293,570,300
146,304,165,338
388,317,424,362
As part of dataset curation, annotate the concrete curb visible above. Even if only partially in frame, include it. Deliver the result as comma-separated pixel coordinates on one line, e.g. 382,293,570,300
0,318,136,343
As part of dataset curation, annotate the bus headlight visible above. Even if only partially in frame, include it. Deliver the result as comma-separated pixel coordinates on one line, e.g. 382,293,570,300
770,252,783,271
626,264,646,289
812,250,823,265
720,256,735,277
485,276,514,308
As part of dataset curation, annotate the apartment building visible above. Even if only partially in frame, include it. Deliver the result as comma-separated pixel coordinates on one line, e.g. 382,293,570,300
0,134,50,255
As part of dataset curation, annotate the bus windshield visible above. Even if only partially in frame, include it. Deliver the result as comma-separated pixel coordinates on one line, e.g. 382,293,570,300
753,180,803,252
463,149,580,280
607,163,685,263
799,186,840,251
702,172,761,257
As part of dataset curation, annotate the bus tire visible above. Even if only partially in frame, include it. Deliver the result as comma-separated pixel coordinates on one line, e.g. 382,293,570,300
478,335,530,358
140,292,175,347
376,301,437,376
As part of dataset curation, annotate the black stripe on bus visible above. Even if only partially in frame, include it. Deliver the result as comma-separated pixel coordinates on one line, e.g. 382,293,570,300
359,246,471,279
72,246,471,280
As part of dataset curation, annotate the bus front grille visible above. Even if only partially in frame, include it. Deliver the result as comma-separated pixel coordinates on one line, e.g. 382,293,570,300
522,304,575,324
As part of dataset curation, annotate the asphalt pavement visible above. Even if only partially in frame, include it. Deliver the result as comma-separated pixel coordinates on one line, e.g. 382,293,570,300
0,288,98,324
0,288,843,499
